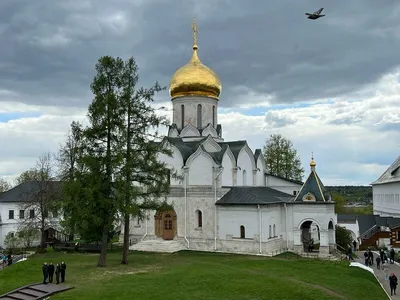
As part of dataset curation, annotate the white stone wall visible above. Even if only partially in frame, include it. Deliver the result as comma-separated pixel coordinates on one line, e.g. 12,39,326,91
236,147,255,186
372,182,400,217
221,152,234,186
187,152,214,186
158,144,184,186
255,156,266,187
172,97,218,131
266,175,302,195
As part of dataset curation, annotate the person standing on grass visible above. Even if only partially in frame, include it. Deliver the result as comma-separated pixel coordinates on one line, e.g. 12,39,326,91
389,273,398,296
48,262,55,283
60,261,67,283
42,262,49,284
376,256,381,269
55,263,61,284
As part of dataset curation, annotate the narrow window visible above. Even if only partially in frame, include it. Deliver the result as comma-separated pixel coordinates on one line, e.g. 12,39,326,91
9,210,14,219
269,225,272,238
293,191,297,196
197,104,202,128
197,210,203,228
212,106,216,127
242,170,247,186
167,169,171,185
181,104,185,129
240,225,245,239
29,209,35,219
19,210,24,219
273,224,276,237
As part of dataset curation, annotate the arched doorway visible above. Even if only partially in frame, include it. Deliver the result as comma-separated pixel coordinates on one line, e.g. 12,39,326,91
154,210,177,240
300,220,320,252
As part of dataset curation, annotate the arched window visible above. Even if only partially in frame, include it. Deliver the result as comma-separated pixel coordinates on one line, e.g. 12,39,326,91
197,104,202,128
269,225,272,238
181,105,185,129
242,170,247,186
212,106,216,127
273,224,276,237
196,210,203,228
240,225,245,239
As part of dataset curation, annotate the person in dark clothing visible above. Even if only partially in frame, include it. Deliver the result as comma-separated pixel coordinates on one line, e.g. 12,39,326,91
376,256,381,269
390,248,395,264
368,249,374,266
7,253,12,266
364,251,369,266
353,240,357,251
347,247,354,261
380,249,385,263
42,262,48,284
389,273,398,296
55,263,61,284
60,261,67,283
48,262,55,283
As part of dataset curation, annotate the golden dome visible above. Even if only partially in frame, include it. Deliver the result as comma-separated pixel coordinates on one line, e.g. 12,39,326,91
169,19,222,100
310,154,316,167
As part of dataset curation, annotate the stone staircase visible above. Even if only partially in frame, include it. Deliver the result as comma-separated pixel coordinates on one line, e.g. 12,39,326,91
129,239,186,253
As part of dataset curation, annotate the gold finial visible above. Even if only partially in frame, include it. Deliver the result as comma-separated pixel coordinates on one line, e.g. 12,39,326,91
310,152,316,168
191,18,199,49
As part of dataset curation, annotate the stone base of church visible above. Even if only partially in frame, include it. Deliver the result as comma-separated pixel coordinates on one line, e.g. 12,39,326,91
318,245,330,255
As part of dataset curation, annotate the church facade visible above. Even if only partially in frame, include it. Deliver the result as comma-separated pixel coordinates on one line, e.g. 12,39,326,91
126,19,336,256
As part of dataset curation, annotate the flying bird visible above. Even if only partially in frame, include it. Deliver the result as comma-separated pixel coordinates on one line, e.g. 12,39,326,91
305,8,325,20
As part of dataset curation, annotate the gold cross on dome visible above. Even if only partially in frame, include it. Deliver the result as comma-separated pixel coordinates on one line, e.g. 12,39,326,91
191,18,199,45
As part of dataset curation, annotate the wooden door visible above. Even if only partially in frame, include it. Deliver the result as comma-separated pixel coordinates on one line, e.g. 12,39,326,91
163,213,174,240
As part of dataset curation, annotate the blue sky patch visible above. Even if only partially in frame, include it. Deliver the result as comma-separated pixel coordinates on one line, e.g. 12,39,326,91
0,111,43,123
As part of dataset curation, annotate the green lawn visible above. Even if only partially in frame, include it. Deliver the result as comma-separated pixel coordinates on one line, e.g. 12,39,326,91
0,250,386,300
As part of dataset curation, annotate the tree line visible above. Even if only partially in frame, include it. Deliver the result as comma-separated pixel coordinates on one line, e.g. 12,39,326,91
0,56,173,267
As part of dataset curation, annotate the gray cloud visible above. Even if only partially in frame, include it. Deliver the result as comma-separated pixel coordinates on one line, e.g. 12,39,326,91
0,0,399,108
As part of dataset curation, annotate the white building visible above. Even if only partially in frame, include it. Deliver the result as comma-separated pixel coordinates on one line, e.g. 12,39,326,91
372,156,400,217
127,20,336,256
0,181,65,249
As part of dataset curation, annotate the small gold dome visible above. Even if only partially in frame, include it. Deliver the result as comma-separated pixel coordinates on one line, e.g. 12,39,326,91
310,158,316,167
169,44,221,100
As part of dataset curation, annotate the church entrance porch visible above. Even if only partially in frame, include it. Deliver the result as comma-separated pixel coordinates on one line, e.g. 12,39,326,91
154,210,177,240
301,220,320,252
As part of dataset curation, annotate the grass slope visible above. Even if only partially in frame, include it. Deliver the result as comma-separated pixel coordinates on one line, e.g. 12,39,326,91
0,250,385,300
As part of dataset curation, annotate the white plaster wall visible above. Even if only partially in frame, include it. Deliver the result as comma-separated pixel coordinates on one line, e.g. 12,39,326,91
237,148,254,186
218,206,259,239
187,153,213,186
172,97,218,131
292,204,336,231
221,153,234,186
372,182,400,217
158,145,184,186
337,222,359,240
256,156,266,187
266,175,302,195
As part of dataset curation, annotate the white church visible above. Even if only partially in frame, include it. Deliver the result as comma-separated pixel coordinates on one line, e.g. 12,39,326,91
126,20,337,256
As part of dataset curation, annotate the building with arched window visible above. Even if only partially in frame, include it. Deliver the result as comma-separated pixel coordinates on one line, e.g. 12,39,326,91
125,19,336,258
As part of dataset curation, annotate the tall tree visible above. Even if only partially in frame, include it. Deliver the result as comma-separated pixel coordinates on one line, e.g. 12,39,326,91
0,178,11,192
57,121,86,241
19,153,61,252
15,168,51,186
262,134,304,181
83,56,126,267
117,57,171,264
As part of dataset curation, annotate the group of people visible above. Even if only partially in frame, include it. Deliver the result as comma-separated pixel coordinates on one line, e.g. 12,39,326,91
363,248,398,296
42,261,66,285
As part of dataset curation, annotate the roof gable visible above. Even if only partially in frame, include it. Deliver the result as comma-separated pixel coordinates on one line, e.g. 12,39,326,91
294,170,329,202
201,135,221,153
371,156,400,185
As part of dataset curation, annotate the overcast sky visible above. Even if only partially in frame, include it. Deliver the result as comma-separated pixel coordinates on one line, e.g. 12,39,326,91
1,0,399,186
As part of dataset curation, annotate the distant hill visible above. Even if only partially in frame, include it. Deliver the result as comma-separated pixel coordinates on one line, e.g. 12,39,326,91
325,186,372,204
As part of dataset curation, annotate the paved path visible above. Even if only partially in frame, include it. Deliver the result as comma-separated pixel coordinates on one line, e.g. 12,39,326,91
356,251,399,299
0,283,73,300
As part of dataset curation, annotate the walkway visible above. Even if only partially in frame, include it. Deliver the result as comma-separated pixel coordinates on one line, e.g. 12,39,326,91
356,251,399,299
0,283,73,300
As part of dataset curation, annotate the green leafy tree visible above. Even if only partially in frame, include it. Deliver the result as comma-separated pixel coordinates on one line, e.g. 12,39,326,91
332,192,345,213
335,225,352,251
117,57,171,264
15,168,52,186
262,134,304,181
81,56,126,267
4,232,19,250
17,226,38,248
0,178,11,192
